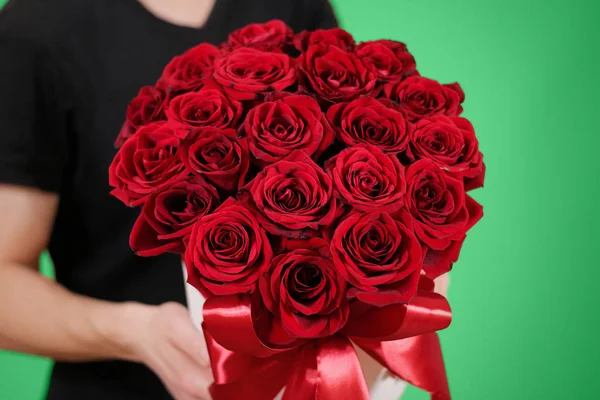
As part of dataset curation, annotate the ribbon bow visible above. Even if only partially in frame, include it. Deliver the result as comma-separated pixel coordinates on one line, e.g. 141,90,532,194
202,281,452,400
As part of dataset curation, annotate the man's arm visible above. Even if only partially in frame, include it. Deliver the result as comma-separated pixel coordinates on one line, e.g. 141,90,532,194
0,185,212,399
0,186,139,360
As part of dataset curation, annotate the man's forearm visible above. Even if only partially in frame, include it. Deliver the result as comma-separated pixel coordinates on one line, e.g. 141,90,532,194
0,262,150,362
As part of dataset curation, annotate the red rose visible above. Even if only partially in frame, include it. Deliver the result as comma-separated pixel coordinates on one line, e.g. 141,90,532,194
156,43,221,92
130,176,219,256
180,127,249,192
243,92,334,165
299,44,377,103
326,144,406,213
212,47,298,101
330,211,422,306
115,86,167,147
185,199,273,296
356,39,417,82
109,122,187,207
327,97,411,153
405,159,483,278
227,20,293,51
384,76,464,121
407,115,485,189
166,89,243,138
293,28,355,52
259,238,349,342
238,150,337,238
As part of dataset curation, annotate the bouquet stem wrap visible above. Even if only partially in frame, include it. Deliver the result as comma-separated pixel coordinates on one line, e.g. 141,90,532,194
202,283,452,400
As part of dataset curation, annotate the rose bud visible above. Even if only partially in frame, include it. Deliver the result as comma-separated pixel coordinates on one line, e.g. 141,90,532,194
109,122,188,207
115,86,167,147
166,88,243,139
156,43,221,93
293,28,356,52
130,176,219,256
243,92,334,166
405,159,483,278
356,39,417,82
384,76,464,121
326,144,407,213
406,115,485,191
259,238,349,343
179,127,249,193
238,150,338,239
327,97,411,153
227,20,293,51
185,199,273,296
298,44,377,103
330,210,422,306
212,47,298,101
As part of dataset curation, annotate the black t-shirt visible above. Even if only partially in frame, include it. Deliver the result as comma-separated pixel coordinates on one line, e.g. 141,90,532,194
0,0,338,398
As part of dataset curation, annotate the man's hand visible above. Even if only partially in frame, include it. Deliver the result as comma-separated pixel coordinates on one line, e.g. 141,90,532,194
129,302,213,400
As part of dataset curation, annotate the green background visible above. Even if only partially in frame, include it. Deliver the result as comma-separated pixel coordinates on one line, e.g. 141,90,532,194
1,0,598,399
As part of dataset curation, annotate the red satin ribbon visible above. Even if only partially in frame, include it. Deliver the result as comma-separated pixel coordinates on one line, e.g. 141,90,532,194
203,289,452,400
353,334,450,400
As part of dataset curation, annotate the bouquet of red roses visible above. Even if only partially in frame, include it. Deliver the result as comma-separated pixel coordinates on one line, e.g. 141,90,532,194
109,20,484,400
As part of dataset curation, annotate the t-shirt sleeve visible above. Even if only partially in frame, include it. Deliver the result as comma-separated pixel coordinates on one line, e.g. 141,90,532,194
0,3,72,193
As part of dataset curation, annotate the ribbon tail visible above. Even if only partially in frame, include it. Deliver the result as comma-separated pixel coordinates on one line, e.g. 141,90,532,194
282,336,370,400
353,333,451,400
204,326,292,400
210,364,290,400
203,294,307,400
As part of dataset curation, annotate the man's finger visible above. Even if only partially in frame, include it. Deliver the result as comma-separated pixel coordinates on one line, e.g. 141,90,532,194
162,343,212,399
168,313,210,368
